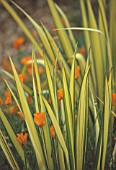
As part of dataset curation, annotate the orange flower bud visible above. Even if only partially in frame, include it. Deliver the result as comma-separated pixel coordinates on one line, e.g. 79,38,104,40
79,46,86,55
50,125,55,138
13,37,25,49
34,112,45,127
5,91,12,105
75,66,80,80
112,94,116,106
57,89,63,101
16,133,28,146
17,111,24,120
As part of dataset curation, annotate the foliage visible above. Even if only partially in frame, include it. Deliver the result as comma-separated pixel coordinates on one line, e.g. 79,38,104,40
0,0,116,170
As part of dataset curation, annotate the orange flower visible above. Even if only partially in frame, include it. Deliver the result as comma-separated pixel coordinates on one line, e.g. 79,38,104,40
112,94,116,106
20,56,32,66
0,98,4,106
18,74,24,84
57,89,63,101
50,125,55,138
21,56,43,68
5,91,12,105
17,111,24,120
75,66,80,80
9,105,18,114
2,58,9,70
79,46,86,55
34,112,45,127
13,37,25,49
16,133,28,146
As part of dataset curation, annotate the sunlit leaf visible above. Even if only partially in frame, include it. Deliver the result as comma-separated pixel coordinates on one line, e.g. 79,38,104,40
0,130,20,170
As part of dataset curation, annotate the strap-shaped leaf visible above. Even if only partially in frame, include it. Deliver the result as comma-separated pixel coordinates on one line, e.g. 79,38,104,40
44,57,66,169
80,0,97,96
41,24,71,78
98,0,112,72
98,0,106,73
2,69,33,95
0,130,20,170
10,0,55,62
101,77,111,169
44,58,59,120
70,57,75,125
3,78,23,114
9,57,46,170
32,50,53,170
47,0,74,57
87,0,104,100
62,67,75,169
0,109,25,164
55,4,76,48
76,65,90,170
110,0,116,85
42,96,70,170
